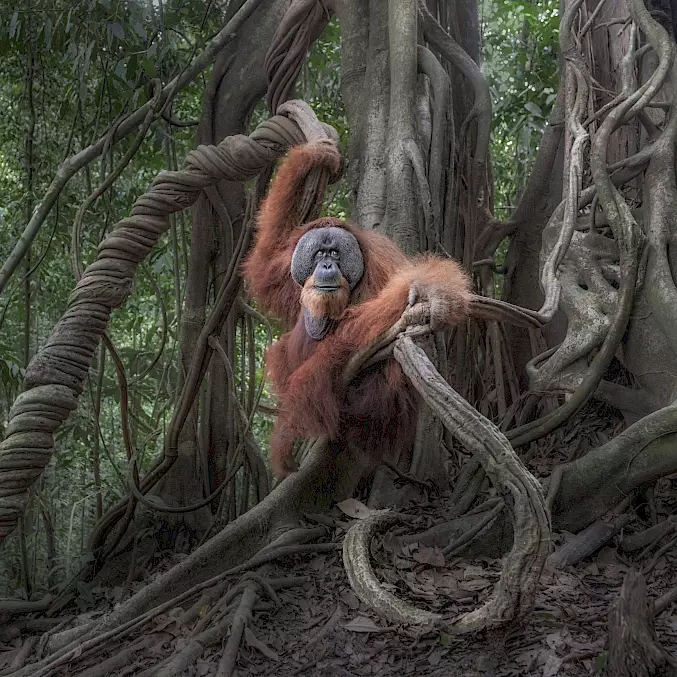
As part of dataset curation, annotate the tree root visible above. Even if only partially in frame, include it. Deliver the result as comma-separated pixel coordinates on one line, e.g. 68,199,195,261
623,515,677,552
217,580,258,677
7,637,37,673
606,570,677,677
553,404,677,532
442,499,505,556
71,634,165,677
642,534,677,576
547,513,634,569
342,336,550,633
655,585,677,616
343,511,440,627
5,440,363,676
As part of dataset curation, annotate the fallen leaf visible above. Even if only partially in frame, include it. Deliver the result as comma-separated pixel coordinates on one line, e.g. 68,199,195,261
428,649,445,665
460,578,492,591
595,546,617,567
342,616,383,633
585,562,599,575
403,578,437,601
545,631,566,651
463,565,485,579
434,573,459,593
400,542,419,558
340,590,360,610
309,554,327,571
391,555,416,570
337,498,377,520
542,652,562,676
413,546,445,567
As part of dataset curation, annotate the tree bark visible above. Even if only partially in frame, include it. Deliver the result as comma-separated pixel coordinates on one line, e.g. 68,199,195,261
606,571,677,677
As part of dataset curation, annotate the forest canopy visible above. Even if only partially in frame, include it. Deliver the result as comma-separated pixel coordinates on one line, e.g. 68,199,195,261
1,0,677,675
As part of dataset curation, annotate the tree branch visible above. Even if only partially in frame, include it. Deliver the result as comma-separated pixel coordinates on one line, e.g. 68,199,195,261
0,0,266,296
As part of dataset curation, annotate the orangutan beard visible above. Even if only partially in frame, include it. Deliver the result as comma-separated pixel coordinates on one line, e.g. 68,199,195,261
300,275,350,321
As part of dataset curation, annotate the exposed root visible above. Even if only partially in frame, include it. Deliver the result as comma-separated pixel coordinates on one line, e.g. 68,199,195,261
442,499,505,556
606,570,677,676
217,580,259,677
548,513,634,569
71,634,168,677
343,511,439,627
341,336,550,633
655,585,677,616
623,515,677,552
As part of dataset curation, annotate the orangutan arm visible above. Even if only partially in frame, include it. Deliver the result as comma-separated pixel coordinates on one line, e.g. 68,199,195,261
242,142,341,325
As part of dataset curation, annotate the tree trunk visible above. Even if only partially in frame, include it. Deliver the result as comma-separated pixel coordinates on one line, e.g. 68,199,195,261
606,571,677,677
157,0,325,538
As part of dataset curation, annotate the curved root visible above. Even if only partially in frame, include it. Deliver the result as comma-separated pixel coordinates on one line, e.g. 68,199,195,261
342,511,440,627
342,335,551,634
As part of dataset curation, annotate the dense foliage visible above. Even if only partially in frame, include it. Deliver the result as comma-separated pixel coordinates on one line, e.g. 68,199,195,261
481,0,559,210
0,0,558,597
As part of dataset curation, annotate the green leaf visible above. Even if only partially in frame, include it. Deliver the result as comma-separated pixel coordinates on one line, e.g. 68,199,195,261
114,59,126,83
44,17,52,48
109,21,125,41
153,254,165,275
524,101,543,117
58,97,70,120
9,11,19,39
84,40,95,76
143,57,157,78
132,20,146,40
126,53,138,81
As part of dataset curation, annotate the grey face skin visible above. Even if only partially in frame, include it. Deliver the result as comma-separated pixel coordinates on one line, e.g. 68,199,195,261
291,227,364,290
291,227,365,340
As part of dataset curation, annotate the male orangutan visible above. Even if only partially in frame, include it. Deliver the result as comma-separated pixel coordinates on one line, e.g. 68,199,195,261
243,140,471,477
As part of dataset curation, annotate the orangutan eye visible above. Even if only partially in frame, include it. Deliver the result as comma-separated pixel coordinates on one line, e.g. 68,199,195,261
330,250,339,259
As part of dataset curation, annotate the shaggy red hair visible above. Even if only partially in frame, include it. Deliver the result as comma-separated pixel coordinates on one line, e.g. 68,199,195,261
243,144,471,476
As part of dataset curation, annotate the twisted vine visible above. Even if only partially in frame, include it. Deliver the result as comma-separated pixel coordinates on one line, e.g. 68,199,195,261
343,335,550,632
0,113,308,543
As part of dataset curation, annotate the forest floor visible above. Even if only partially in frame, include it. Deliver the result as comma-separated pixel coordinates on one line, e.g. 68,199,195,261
198,542,677,677
78,463,677,675
188,492,677,677
105,470,676,677
3,502,677,676
3,406,677,676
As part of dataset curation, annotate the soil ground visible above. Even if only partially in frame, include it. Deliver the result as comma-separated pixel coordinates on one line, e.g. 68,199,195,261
2,409,677,676
109,488,676,677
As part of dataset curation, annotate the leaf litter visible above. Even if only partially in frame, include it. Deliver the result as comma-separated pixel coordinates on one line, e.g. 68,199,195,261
4,444,677,676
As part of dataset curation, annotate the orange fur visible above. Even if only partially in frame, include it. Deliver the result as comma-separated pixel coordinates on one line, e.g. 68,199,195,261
242,144,341,328
300,274,350,319
243,143,471,477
